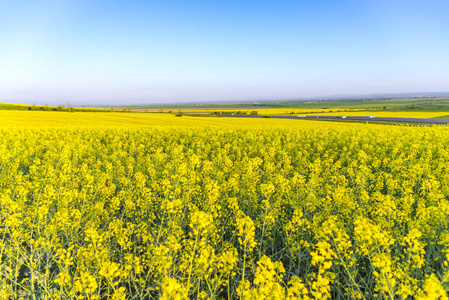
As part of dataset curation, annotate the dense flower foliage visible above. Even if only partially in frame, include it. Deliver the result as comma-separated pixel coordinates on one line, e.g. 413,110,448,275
1,115,449,299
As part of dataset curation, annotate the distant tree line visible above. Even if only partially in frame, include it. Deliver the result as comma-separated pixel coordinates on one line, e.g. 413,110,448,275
213,110,258,115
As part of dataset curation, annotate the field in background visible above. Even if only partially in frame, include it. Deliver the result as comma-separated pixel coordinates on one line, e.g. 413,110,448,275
318,111,449,119
4,98,449,119
108,98,449,110
101,98,449,118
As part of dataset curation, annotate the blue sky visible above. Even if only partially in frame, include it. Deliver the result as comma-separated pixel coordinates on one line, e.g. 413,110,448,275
1,0,448,105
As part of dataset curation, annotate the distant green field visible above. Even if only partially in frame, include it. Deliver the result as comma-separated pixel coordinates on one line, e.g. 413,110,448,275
4,98,449,114
109,98,449,111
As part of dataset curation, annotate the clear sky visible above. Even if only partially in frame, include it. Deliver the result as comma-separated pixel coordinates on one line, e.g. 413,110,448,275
1,0,448,105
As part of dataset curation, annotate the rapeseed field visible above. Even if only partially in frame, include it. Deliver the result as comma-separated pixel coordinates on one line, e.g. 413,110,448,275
318,111,449,119
1,112,449,299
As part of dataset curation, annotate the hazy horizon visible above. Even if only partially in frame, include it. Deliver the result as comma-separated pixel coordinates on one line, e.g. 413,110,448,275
1,0,449,106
